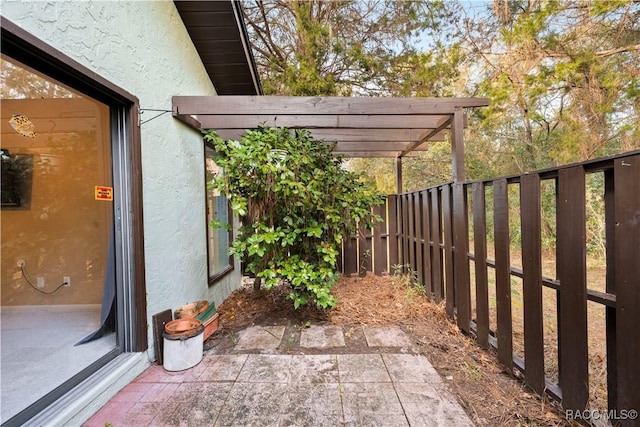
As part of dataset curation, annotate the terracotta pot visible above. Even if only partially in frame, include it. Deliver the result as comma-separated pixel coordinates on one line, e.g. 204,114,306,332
164,318,203,337
202,312,219,341
175,300,208,319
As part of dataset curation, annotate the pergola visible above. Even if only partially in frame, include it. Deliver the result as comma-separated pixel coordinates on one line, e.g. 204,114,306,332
172,96,489,191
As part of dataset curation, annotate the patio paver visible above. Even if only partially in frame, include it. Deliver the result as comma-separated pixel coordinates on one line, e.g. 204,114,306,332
84,325,474,427
382,354,442,383
236,354,292,383
290,354,339,383
363,325,413,348
234,325,286,350
337,353,391,383
395,382,475,427
299,324,346,348
341,382,408,426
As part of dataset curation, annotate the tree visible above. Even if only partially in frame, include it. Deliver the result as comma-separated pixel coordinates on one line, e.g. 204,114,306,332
243,0,465,192
352,0,640,192
204,127,383,309
1,58,76,99
242,0,457,96
237,1,639,259
460,0,640,173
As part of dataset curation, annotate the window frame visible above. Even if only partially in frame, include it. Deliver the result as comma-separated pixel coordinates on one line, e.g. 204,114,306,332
204,141,234,285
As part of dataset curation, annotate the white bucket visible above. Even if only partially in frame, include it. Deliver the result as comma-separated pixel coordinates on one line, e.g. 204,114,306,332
163,323,204,371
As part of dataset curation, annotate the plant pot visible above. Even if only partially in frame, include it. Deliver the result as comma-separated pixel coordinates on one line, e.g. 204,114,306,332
174,300,209,319
163,320,204,371
201,312,219,341
164,318,203,337
194,302,218,341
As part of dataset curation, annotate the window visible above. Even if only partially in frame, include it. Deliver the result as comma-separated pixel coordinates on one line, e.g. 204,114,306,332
205,143,233,283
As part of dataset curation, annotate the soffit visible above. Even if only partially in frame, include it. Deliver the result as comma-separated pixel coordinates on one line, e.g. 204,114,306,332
174,0,262,95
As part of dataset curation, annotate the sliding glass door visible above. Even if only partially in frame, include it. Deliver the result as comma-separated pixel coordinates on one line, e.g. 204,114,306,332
0,55,118,424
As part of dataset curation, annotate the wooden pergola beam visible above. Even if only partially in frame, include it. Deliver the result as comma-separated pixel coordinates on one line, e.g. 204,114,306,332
205,138,429,152
451,107,465,182
174,112,202,130
173,95,489,116
172,96,489,169
197,114,454,129
396,157,403,193
214,128,447,143
333,151,416,158
333,142,430,152
398,116,452,158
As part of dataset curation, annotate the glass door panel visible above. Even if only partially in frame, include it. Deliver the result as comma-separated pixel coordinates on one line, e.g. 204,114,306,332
0,56,117,422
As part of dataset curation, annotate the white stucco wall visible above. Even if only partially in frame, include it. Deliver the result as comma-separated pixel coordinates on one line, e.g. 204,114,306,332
1,1,242,357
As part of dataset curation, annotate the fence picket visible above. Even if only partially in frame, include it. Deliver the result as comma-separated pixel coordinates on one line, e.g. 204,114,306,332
430,188,443,301
520,174,545,394
421,190,432,292
453,183,471,333
604,170,617,413
414,192,424,286
403,194,410,270
493,178,513,370
343,235,358,276
358,224,372,275
443,185,455,318
557,166,588,411
472,182,489,349
388,195,399,268
373,203,387,275
408,193,416,273
613,155,640,421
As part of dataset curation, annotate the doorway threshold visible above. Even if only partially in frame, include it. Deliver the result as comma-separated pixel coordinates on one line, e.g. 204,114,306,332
23,352,150,427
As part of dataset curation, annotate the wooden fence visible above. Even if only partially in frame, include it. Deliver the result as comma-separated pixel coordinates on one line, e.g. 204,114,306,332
341,151,639,420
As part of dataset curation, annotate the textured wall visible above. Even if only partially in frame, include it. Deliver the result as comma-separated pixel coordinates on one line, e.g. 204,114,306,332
1,1,242,355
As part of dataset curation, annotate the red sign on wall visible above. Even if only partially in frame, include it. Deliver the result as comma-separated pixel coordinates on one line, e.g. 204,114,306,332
95,186,113,201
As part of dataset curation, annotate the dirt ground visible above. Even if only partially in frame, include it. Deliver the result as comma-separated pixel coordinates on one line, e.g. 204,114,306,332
209,273,578,427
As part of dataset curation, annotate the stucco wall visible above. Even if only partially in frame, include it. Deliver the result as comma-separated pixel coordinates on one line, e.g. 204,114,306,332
1,0,242,356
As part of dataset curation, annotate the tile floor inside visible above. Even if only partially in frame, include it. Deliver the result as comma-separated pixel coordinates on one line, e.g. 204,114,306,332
1,305,116,422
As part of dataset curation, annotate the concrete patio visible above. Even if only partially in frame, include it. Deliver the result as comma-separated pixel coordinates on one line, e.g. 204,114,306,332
84,325,473,426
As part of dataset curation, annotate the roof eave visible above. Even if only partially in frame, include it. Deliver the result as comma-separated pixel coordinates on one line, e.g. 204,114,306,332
174,0,263,96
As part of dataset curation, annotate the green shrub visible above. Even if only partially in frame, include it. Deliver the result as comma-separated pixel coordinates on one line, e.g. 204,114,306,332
204,127,383,309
